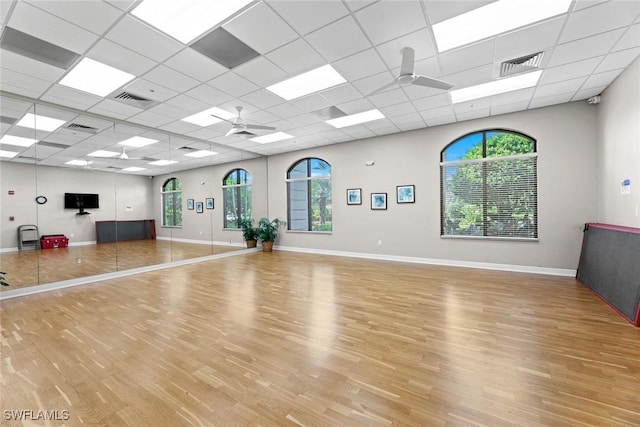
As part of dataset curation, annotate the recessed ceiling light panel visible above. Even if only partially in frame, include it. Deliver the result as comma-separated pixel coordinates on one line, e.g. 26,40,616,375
0,150,20,158
118,136,158,147
132,0,254,44
122,167,147,172
66,159,90,166
184,150,218,158
250,132,294,144
0,135,37,147
450,70,542,104
267,65,346,100
433,0,572,52
149,159,178,166
182,107,236,127
88,150,120,158
16,113,66,132
326,109,385,128
59,58,135,97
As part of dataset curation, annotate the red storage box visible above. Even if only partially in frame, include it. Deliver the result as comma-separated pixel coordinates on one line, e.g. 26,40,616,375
41,234,69,249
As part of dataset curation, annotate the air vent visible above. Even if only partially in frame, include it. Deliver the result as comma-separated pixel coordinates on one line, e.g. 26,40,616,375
234,130,256,137
17,155,40,161
1,27,79,69
178,146,198,151
109,91,159,110
500,52,544,77
64,123,98,134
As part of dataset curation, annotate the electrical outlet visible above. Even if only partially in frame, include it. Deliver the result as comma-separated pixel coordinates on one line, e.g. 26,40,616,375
378,239,382,245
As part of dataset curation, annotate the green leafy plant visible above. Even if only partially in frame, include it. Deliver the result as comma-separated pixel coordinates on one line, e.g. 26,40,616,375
0,271,9,287
237,218,259,241
257,217,286,242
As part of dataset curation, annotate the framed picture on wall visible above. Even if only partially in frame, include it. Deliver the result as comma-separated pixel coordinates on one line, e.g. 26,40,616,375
371,193,387,210
205,198,214,209
347,188,362,205
187,199,194,210
196,202,203,213
396,185,415,203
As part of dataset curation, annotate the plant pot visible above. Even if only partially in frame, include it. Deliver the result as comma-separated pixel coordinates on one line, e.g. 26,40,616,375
245,239,257,248
262,241,274,252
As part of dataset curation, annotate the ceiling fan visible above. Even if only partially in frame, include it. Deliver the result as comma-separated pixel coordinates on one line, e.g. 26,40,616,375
367,47,454,96
212,106,275,137
117,147,144,160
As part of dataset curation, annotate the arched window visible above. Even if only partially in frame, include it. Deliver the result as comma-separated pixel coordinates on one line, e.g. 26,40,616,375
161,177,182,227
287,158,332,232
440,129,537,239
222,168,252,228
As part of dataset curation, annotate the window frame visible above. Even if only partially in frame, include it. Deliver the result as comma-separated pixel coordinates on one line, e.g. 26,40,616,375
161,177,182,228
222,168,252,229
286,157,332,233
440,129,538,240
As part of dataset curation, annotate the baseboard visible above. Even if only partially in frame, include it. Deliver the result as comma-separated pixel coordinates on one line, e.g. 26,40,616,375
156,236,245,248
275,246,576,277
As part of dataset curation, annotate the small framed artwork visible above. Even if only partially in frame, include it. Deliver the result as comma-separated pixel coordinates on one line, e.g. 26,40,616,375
347,188,362,205
205,198,214,209
187,199,195,210
195,202,204,213
371,192,387,210
396,185,415,204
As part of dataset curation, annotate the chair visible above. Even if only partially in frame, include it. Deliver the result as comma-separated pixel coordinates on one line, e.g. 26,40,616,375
18,224,40,250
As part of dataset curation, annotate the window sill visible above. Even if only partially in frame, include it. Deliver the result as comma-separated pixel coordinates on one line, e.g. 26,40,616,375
161,226,182,229
286,230,332,235
441,235,538,242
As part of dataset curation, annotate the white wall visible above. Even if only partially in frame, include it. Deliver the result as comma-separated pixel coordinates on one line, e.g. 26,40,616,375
152,157,268,245
596,56,640,227
0,163,153,248
267,101,598,270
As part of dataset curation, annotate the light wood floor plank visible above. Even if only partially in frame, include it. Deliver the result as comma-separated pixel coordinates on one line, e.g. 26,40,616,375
1,251,639,426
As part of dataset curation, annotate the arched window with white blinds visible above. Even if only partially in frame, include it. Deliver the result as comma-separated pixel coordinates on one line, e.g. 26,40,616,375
440,129,538,239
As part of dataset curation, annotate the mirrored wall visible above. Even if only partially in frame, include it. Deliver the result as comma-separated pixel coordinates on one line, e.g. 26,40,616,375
0,95,263,291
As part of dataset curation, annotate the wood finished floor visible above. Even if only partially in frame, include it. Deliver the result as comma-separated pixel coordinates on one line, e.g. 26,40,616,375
0,240,242,290
1,251,639,426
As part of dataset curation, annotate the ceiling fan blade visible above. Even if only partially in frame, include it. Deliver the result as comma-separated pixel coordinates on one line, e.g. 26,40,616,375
400,47,415,76
226,127,241,136
245,124,276,131
412,75,454,90
211,114,235,124
365,80,398,97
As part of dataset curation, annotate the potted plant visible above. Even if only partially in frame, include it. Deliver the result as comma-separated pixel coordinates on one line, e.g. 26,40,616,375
238,218,259,248
257,217,286,252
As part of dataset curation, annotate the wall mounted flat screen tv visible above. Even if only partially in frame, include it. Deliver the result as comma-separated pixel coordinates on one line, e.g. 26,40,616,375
64,193,99,214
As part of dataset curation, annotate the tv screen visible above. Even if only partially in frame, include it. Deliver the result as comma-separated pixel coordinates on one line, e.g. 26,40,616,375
64,193,99,210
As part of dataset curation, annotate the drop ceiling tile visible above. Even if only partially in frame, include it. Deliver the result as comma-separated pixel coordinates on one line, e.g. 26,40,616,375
389,112,423,126
147,103,190,120
306,16,370,62
0,68,51,98
41,85,102,111
352,70,396,96
224,2,298,54
425,114,457,127
1,49,66,82
375,29,438,69
369,88,409,109
27,0,123,34
127,110,175,128
355,0,427,46
291,94,332,112
142,65,200,93
208,71,260,97
234,57,288,87
540,56,603,85
614,24,640,52
491,101,530,116
444,64,493,89
164,48,228,82
104,0,136,11
453,98,491,114
268,0,349,35
8,1,98,53
559,1,640,44
494,17,565,63
582,69,624,89
333,49,387,82
344,1,378,13
105,16,183,63
548,29,626,67
240,89,284,109
439,40,494,75
246,110,282,125
595,48,640,74
265,38,326,76
89,99,143,120
534,77,587,98
419,105,455,121
413,93,451,111
572,85,607,101
489,88,536,107
268,102,304,119
88,39,157,76
183,85,233,109
529,92,574,109
423,1,494,24
336,97,376,115
573,0,609,12
379,102,417,118
319,84,362,105
456,108,490,122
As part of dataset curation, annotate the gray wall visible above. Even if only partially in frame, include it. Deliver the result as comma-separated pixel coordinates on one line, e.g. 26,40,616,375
596,56,640,227
1,163,153,248
267,101,598,270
